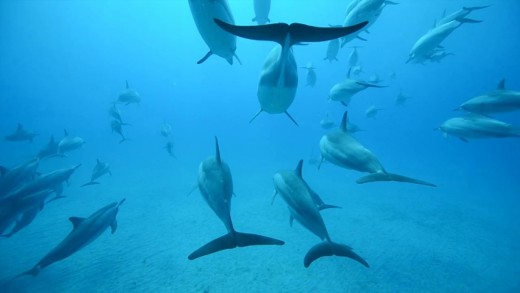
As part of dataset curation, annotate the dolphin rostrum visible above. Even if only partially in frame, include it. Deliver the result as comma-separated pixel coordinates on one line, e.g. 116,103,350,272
188,137,284,260
273,160,368,268
14,199,125,277
320,112,436,187
214,18,367,125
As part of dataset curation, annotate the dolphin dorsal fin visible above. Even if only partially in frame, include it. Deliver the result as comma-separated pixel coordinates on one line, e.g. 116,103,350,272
497,79,505,90
125,80,129,89
69,217,85,229
295,160,304,178
96,158,100,164
49,135,55,143
214,136,221,164
63,129,69,137
340,111,348,132
17,123,23,131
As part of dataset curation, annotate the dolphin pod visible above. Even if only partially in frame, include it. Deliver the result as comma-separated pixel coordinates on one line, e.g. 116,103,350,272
273,160,369,268
214,18,368,125
319,112,436,187
188,137,284,260
14,199,125,278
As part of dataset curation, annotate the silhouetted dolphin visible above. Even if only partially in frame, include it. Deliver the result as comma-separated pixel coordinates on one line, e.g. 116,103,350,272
188,137,284,260
14,199,125,277
273,160,368,268
457,79,520,114
214,18,367,125
438,114,520,142
4,124,38,143
0,158,39,200
189,0,241,65
320,112,436,187
81,159,111,187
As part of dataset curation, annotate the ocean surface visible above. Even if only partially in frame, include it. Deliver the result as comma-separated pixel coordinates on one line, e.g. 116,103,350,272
1,0,519,292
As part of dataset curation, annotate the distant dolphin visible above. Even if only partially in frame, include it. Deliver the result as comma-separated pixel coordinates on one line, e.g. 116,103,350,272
348,46,360,68
111,120,127,143
57,130,85,156
14,199,125,277
365,105,382,118
214,18,368,125
457,79,520,115
117,81,141,105
302,62,317,87
395,89,412,106
189,0,241,65
0,158,39,200
329,74,386,107
252,0,271,25
273,160,368,268
323,38,340,62
108,103,129,125
4,123,38,143
438,114,520,142
320,112,436,187
188,137,284,260
81,159,111,187
164,141,175,158
436,6,489,27
161,121,172,138
36,135,58,159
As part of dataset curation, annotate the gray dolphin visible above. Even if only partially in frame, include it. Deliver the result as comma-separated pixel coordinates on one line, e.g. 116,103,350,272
302,62,317,87
319,112,436,187
164,141,175,158
323,38,340,62
395,89,412,106
161,121,172,138
81,159,111,187
4,123,39,143
0,189,54,237
365,105,383,119
188,137,284,260
436,6,489,27
0,158,39,200
189,0,241,65
108,103,129,125
36,135,59,159
117,81,141,105
457,79,520,114
273,160,368,268
111,119,127,143
57,130,85,156
329,74,386,107
15,199,125,277
252,0,271,25
214,18,367,126
438,114,520,142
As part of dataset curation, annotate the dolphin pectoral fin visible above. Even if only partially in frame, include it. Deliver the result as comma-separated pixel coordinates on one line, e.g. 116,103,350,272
459,18,482,23
233,53,242,65
289,215,294,227
356,172,437,187
459,137,469,143
355,81,387,88
111,219,118,234
318,204,341,211
186,184,198,197
284,111,299,126
249,109,263,123
304,241,369,268
270,190,278,205
197,51,213,64
80,181,100,187
188,231,284,260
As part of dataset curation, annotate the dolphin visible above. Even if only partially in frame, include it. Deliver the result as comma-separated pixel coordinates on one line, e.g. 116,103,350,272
81,159,111,187
395,89,412,106
4,123,38,143
252,0,271,25
164,141,175,158
57,130,85,156
108,103,128,125
457,79,520,114
189,0,240,65
365,105,382,118
329,74,386,107
4,164,81,201
323,38,340,62
436,6,489,27
117,80,141,105
0,189,54,237
302,62,317,87
161,121,172,138
0,158,39,200
111,120,127,143
437,114,520,142
273,160,368,268
188,137,284,260
15,199,125,277
407,19,474,64
214,19,367,125
348,46,360,67
320,112,436,187
36,135,59,159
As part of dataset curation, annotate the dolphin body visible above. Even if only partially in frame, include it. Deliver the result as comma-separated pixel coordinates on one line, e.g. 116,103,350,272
273,160,368,268
436,6,489,27
161,122,172,138
81,159,111,187
457,79,520,115
329,75,386,107
214,18,368,125
57,130,85,156
395,89,412,106
0,158,39,200
252,0,271,25
438,115,520,142
0,189,54,237
15,199,125,277
4,164,81,201
108,103,129,125
189,0,240,65
4,124,39,143
365,105,382,118
188,137,284,260
320,112,436,187
111,119,127,143
302,63,317,87
348,46,360,68
36,136,59,159
117,81,141,105
323,38,340,62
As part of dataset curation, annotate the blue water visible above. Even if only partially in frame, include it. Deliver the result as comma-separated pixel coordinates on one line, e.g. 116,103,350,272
1,0,519,292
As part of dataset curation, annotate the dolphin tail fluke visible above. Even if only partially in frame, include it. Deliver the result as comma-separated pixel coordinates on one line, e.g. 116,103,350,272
188,231,284,260
80,181,100,187
356,172,437,187
197,51,213,64
304,241,369,268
